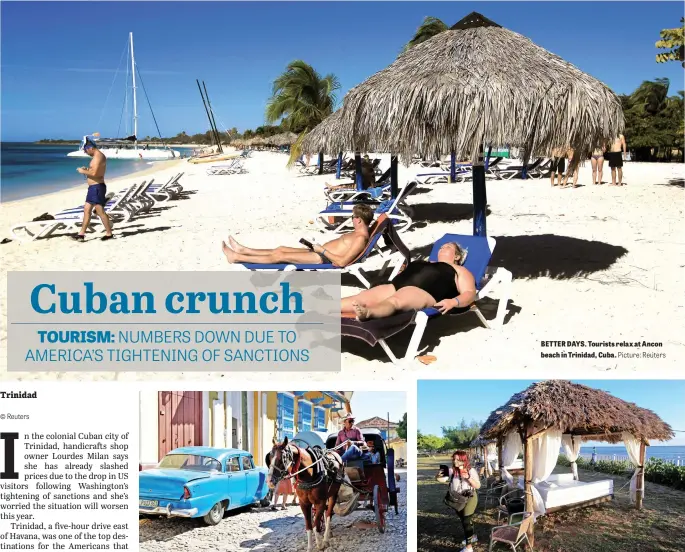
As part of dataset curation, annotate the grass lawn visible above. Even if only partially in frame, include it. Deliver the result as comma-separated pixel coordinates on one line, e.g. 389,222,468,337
418,455,685,552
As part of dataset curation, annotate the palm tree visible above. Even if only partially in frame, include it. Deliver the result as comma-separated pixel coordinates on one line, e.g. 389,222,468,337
403,16,448,51
265,60,339,166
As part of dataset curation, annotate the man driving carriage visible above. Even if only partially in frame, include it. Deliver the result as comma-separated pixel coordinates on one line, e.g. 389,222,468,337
336,414,373,463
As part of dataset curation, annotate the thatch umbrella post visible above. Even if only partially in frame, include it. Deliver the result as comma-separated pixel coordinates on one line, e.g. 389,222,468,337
636,440,647,509
450,151,457,183
335,152,341,178
354,153,363,191
390,155,399,198
484,145,492,170
318,152,324,175
473,145,487,236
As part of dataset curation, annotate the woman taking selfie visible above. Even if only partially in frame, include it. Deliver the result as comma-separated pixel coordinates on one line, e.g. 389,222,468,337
436,450,481,552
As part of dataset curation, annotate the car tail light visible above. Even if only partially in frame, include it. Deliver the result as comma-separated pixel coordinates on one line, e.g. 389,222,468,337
183,486,191,500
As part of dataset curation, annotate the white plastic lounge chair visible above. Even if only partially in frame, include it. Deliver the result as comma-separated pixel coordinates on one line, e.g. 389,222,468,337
493,158,546,180
236,214,410,289
316,181,417,234
323,167,392,203
144,173,184,203
51,182,143,222
340,233,512,364
205,159,246,175
10,189,130,243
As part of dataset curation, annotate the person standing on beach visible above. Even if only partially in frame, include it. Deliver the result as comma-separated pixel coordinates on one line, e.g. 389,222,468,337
72,137,114,241
608,134,627,186
561,148,580,188
549,146,566,187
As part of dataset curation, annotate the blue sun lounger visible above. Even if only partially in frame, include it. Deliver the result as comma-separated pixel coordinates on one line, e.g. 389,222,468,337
341,233,512,364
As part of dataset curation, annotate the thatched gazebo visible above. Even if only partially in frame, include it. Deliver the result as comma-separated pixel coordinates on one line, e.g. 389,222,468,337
480,380,673,544
311,11,624,235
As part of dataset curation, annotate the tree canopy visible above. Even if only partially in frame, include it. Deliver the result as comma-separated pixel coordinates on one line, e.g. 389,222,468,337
417,419,483,453
397,413,407,440
403,16,448,51
656,18,685,67
621,78,683,161
265,60,339,134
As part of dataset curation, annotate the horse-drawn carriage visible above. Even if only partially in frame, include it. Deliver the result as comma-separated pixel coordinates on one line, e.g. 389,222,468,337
268,427,400,550
324,428,399,533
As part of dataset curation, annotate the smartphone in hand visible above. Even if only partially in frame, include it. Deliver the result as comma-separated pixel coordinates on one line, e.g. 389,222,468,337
299,238,314,250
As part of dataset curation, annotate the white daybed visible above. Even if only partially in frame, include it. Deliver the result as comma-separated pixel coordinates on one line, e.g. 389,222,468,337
518,473,614,513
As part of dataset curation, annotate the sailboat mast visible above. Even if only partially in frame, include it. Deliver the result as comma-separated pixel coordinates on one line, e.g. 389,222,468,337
129,32,138,143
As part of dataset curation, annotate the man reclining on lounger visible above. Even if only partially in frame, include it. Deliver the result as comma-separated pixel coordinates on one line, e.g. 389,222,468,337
341,242,477,320
222,204,374,266
325,155,376,191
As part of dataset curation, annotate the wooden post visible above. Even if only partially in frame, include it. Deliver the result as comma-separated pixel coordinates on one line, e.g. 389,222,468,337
524,435,535,547
318,152,324,175
336,152,342,180
472,144,487,236
355,153,363,191
484,145,492,171
450,150,456,183
497,436,503,481
636,441,646,510
390,155,399,199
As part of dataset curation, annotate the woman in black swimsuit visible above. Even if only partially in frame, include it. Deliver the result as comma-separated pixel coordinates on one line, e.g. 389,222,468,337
341,242,477,320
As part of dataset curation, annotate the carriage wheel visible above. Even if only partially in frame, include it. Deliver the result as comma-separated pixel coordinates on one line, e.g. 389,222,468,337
373,485,386,534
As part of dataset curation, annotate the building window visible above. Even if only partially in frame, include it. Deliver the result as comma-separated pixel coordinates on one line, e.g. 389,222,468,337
380,429,388,440
314,408,326,431
298,401,312,433
277,393,295,440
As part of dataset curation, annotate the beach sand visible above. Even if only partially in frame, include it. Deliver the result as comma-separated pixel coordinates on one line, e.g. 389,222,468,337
1,151,683,381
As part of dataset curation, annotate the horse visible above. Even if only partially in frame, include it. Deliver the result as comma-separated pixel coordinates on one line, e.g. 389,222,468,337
268,437,344,551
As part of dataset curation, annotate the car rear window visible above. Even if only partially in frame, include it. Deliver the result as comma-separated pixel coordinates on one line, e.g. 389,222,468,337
159,454,222,472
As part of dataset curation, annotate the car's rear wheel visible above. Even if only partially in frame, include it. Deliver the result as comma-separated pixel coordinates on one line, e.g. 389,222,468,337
259,497,271,507
203,501,225,526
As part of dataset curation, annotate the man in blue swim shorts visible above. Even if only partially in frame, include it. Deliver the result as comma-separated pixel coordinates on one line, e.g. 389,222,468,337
72,137,114,241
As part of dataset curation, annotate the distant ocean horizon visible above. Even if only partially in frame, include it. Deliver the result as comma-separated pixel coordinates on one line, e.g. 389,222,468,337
0,142,194,202
578,445,685,462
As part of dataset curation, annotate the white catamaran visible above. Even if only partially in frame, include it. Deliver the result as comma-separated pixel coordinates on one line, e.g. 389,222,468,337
68,33,179,160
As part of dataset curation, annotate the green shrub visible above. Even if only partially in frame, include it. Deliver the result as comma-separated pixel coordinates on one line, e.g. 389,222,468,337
557,455,685,491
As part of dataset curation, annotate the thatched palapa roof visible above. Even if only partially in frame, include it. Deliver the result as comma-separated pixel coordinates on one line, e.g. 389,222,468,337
312,12,623,163
480,380,673,444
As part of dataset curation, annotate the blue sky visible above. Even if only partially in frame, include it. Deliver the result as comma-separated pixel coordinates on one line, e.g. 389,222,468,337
418,380,685,446
1,1,682,141
351,391,406,423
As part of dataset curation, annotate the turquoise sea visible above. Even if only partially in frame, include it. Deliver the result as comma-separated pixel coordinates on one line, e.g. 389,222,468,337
0,142,193,202
578,445,685,463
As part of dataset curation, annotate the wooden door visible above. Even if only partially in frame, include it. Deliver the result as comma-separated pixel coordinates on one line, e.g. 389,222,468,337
158,391,203,460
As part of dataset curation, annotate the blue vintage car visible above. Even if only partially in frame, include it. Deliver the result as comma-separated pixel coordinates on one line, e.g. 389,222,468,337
139,446,270,525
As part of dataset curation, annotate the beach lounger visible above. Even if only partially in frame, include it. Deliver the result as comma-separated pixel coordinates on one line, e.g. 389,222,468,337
236,214,410,289
316,181,417,233
9,189,132,243
144,173,184,203
52,182,143,222
340,233,512,364
205,159,247,175
323,167,392,203
493,158,544,180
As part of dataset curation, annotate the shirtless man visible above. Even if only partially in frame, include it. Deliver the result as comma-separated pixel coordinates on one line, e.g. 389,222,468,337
72,137,114,241
221,203,374,266
608,134,627,186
